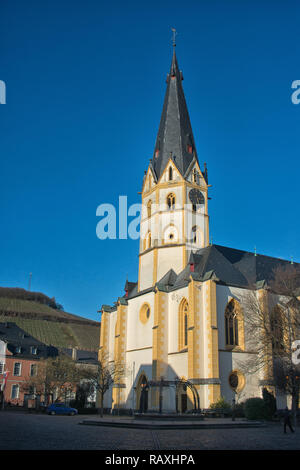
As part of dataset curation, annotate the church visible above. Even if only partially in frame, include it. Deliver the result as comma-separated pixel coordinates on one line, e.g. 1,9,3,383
98,46,298,413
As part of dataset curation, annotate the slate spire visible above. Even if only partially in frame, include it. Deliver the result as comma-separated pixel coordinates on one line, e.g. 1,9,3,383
152,48,200,180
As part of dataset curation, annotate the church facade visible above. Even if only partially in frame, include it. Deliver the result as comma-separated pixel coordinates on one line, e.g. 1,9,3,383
98,48,297,413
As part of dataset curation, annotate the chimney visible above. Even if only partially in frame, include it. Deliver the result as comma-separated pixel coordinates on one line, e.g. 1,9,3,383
72,348,77,361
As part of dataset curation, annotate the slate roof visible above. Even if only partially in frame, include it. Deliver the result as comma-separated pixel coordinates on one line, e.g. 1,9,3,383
122,245,300,303
0,322,58,359
151,48,201,181
62,348,98,365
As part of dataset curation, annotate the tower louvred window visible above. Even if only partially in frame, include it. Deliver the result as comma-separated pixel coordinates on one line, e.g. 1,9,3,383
167,193,176,210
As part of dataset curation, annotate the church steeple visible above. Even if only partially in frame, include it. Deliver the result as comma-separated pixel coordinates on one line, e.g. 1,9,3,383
152,48,200,180
138,46,210,292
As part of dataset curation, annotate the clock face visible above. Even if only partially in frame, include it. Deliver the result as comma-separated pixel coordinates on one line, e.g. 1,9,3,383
189,188,204,205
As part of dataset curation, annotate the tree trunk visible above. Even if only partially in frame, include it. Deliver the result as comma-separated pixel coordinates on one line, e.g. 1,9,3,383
292,392,297,428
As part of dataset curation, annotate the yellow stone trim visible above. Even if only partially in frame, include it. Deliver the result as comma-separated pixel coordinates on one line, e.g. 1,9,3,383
206,280,221,404
112,302,127,408
153,247,158,285
99,310,110,363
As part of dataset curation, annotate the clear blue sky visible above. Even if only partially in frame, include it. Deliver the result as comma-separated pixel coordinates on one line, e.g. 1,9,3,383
1,0,300,321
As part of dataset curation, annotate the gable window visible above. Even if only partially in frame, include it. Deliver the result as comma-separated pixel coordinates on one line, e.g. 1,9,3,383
168,166,173,181
167,193,176,210
13,362,21,376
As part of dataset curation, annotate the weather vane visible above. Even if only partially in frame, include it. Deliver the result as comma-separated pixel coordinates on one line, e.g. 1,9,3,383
171,28,177,47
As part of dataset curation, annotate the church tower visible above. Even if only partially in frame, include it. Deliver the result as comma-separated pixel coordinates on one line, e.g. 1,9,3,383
138,47,210,291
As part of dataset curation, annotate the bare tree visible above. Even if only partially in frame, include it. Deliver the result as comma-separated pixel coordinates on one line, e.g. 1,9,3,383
83,353,126,417
22,355,84,405
237,265,300,425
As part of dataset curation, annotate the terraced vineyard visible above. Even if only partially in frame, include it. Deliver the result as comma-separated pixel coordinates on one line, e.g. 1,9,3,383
0,296,100,351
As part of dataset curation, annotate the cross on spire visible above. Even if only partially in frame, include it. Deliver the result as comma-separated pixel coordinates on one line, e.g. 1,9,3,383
171,28,177,47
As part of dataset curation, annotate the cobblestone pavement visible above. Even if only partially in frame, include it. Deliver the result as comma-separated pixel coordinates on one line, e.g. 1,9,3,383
0,411,299,451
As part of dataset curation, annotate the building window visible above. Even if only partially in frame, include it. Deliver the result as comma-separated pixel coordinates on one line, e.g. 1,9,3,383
15,346,21,354
270,305,284,353
225,299,241,347
13,362,21,376
143,232,152,251
11,384,19,399
191,226,197,243
0,362,4,374
169,166,173,181
139,303,151,324
228,370,245,393
31,346,37,355
30,364,37,377
178,298,189,350
167,193,176,210
193,168,197,183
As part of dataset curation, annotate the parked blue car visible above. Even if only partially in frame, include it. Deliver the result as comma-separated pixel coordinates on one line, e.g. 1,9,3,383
46,403,78,416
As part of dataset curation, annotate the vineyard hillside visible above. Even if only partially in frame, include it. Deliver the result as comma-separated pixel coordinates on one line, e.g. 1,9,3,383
0,292,100,351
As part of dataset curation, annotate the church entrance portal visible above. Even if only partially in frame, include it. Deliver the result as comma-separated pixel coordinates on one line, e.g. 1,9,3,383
138,375,149,413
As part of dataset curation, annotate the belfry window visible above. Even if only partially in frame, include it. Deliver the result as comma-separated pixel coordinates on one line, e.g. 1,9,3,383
167,193,176,210
143,232,152,251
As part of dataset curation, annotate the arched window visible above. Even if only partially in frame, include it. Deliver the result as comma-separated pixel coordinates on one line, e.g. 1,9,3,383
193,168,198,183
270,305,284,353
147,200,152,218
225,299,241,347
178,298,189,350
143,232,152,251
169,166,173,181
167,193,176,210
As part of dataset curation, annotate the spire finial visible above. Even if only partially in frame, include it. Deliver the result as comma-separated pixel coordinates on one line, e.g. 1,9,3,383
171,28,177,48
